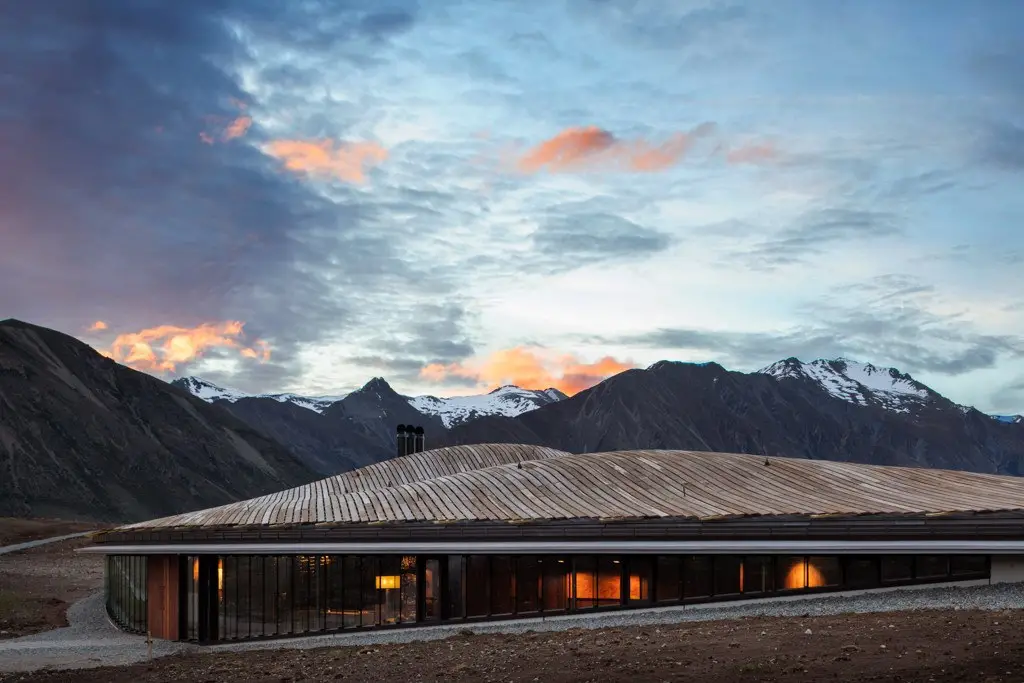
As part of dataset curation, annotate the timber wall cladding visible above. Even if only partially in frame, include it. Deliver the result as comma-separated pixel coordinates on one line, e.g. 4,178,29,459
146,555,179,640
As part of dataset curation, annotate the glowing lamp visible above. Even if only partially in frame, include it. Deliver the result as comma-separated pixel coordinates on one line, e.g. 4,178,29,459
376,575,400,590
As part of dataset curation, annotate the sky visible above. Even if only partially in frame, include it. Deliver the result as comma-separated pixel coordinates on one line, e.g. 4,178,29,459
3,0,1024,413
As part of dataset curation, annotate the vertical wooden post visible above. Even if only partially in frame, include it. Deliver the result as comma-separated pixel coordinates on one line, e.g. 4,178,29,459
147,555,180,641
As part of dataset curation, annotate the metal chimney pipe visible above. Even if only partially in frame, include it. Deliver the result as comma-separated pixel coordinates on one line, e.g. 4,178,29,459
396,424,407,459
414,425,425,453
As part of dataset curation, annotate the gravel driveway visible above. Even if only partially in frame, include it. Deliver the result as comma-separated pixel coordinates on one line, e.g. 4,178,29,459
0,533,92,557
3,579,1023,673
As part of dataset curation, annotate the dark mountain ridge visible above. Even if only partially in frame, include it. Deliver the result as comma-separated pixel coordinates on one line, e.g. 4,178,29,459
437,360,1024,475
0,319,317,522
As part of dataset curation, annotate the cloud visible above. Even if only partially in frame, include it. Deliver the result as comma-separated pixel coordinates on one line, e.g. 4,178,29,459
88,321,108,332
607,274,1024,378
420,346,636,395
736,209,901,269
0,0,418,392
515,123,715,174
264,139,389,183
101,321,270,373
531,213,672,270
224,116,253,140
726,142,778,165
991,378,1024,415
200,114,253,144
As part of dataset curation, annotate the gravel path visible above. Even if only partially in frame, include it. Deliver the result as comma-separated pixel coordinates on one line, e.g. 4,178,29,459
0,593,195,673
0,533,91,557
4,580,1023,673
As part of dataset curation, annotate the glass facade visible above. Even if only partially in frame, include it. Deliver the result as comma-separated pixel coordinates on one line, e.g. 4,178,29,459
105,555,148,634
106,553,989,642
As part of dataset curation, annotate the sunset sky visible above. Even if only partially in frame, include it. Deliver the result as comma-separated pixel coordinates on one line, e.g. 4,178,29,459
3,1,1023,411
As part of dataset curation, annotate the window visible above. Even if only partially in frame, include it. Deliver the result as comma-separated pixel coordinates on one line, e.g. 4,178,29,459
277,556,293,635
597,557,622,607
881,556,913,583
342,556,362,628
447,555,465,619
573,556,597,609
714,556,742,596
776,556,808,590
379,556,402,624
808,557,841,587
844,557,879,589
950,555,987,577
105,555,148,635
324,555,345,631
249,556,266,638
263,556,278,636
516,556,542,614
915,556,949,579
466,556,489,617
542,558,569,612
683,556,712,599
491,556,515,615
655,556,681,602
627,557,652,604
399,555,417,624
743,556,773,594
360,556,380,626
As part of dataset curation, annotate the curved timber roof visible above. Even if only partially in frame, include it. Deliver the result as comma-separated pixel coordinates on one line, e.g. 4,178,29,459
123,445,1024,530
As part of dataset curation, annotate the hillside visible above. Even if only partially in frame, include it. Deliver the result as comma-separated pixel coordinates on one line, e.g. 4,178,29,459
0,319,318,522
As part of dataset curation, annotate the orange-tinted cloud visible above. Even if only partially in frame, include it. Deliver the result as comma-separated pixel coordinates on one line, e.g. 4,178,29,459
420,346,636,396
726,142,778,165
101,321,270,373
88,320,108,332
263,139,388,183
223,115,252,140
516,123,715,174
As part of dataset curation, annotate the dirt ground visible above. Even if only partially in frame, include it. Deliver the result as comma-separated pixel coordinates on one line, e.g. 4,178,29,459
3,608,1024,682
0,536,105,639
0,518,108,547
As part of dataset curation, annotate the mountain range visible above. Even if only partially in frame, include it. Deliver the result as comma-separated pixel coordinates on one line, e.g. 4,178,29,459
172,355,1024,478
2,317,1023,521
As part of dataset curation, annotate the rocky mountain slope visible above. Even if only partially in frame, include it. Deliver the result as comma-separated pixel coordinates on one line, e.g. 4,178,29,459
437,359,1024,475
0,319,318,522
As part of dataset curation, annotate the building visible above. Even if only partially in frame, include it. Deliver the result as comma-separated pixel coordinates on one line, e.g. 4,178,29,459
82,441,1024,643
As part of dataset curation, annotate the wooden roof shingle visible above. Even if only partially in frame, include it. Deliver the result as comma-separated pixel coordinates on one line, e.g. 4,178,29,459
121,445,1024,530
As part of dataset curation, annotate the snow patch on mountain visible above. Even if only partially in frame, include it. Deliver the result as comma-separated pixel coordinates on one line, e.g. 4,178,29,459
408,385,568,428
758,357,934,413
172,376,346,413
174,376,567,423
992,414,1024,424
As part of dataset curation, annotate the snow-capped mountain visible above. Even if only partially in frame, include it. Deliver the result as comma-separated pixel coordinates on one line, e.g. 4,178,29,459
409,385,568,428
172,376,568,425
170,377,346,414
758,357,937,413
992,414,1024,425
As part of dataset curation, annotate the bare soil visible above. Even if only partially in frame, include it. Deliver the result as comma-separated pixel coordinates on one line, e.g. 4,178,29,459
0,517,108,546
0,536,105,640
4,609,1024,682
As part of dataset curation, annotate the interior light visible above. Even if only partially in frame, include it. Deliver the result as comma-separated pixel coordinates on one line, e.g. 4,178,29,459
376,575,400,590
